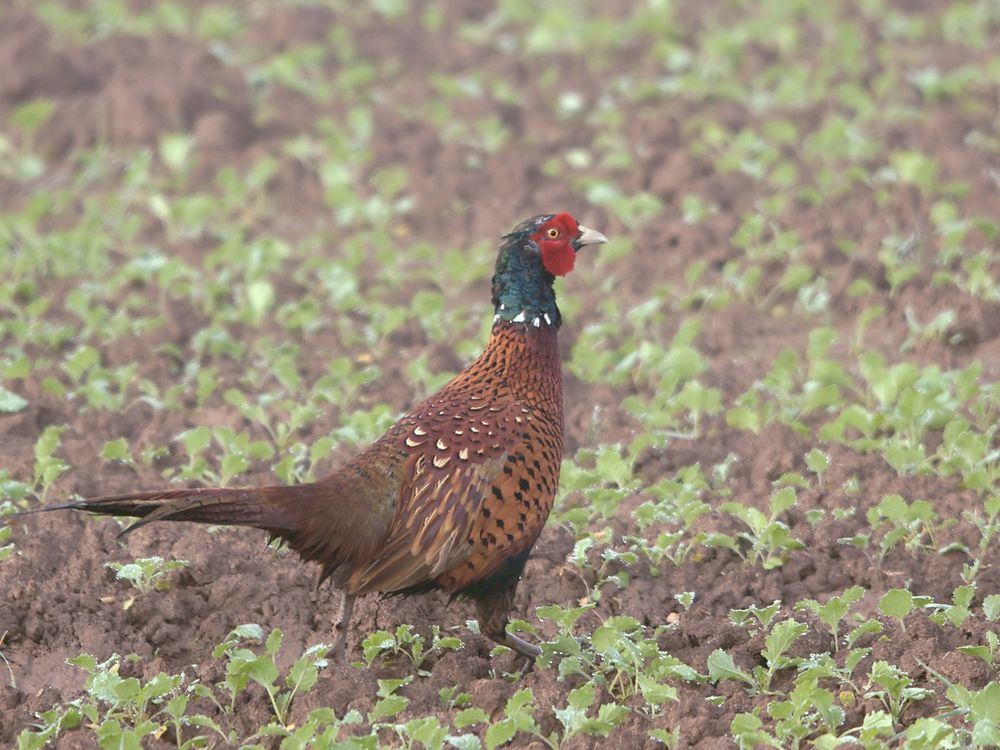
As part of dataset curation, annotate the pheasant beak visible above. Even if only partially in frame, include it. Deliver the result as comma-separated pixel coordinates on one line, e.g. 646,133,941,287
572,224,609,251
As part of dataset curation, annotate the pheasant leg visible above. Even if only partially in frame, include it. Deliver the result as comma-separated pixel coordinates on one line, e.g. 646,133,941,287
332,591,356,663
475,584,541,661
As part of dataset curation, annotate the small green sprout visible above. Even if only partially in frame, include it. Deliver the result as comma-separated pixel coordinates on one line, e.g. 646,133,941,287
32,425,70,501
716,487,804,569
356,624,462,671
0,501,15,562
957,630,999,668
105,557,189,605
878,588,914,633
206,624,331,727
864,661,932,727
796,586,865,652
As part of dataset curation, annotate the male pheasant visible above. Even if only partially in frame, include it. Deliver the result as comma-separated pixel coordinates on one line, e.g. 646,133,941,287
23,213,607,660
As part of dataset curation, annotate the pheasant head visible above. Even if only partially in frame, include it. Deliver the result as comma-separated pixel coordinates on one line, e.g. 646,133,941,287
491,213,607,328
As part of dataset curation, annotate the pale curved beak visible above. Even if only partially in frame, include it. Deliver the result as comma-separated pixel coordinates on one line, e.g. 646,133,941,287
572,224,609,251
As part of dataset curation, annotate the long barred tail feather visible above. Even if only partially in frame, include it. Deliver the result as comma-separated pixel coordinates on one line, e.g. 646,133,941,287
19,486,288,537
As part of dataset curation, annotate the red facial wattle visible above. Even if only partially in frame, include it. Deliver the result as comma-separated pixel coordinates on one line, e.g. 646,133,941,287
541,242,576,276
532,213,579,277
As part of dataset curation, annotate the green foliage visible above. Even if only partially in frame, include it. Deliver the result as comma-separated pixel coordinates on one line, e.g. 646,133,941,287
0,502,14,563
711,617,808,695
5,0,1000,746
865,661,933,727
714,487,805,569
30,425,70,501
0,383,28,413
538,606,697,710
105,556,189,599
15,629,347,748
206,624,331,727
478,684,629,750
879,588,914,629
357,624,462,672
796,586,864,651
864,493,955,562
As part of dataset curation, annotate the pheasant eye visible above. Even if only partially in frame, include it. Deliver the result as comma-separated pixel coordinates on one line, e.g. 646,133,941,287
546,227,560,239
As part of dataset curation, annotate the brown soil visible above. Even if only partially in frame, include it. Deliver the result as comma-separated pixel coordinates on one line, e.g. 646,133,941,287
1,2,998,748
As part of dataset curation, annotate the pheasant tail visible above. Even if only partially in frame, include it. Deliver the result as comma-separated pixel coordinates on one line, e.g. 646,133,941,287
33,485,300,537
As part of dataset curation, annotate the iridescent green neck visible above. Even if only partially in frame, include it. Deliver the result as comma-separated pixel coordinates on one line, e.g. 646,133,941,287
490,236,561,329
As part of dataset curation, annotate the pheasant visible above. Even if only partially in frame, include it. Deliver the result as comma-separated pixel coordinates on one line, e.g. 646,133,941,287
21,213,607,661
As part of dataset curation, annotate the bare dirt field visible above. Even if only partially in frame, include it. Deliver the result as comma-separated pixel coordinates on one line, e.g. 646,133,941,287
1,1,998,748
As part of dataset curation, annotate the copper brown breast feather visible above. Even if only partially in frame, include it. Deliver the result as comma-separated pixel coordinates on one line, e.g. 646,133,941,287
18,213,608,661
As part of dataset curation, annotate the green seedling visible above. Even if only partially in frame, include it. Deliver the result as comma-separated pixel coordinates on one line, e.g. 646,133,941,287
1,98,55,180
707,649,756,691
865,494,954,562
12,652,194,748
928,584,976,628
482,688,542,749
935,414,999,492
875,233,922,295
31,425,70,501
387,714,454,750
16,704,85,750
957,630,999,669
936,677,1000,744
715,487,804,569
649,726,682,748
158,132,196,178
805,448,830,487
406,350,455,395
204,624,330,728
477,685,629,750
796,586,864,652
556,443,642,524
626,465,713,571
757,619,809,694
765,673,846,749
955,495,1000,584
798,649,871,696
711,617,808,695
18,633,343,749
879,588,914,633
100,438,134,466
68,653,182,728
367,676,411,723
550,683,629,747
565,542,639,602
328,403,398,449
901,717,963,749
901,306,959,352
438,686,473,710
105,557,189,607
170,424,273,484
224,388,321,454
674,591,695,610
537,606,697,708
985,595,1000,621
0,501,15,562
730,600,783,634
313,355,381,408
864,660,932,728
357,624,463,672
845,619,883,650
0,630,13,689
0,383,28,413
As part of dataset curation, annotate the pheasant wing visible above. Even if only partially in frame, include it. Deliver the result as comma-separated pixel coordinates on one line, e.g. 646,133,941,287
346,390,524,593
